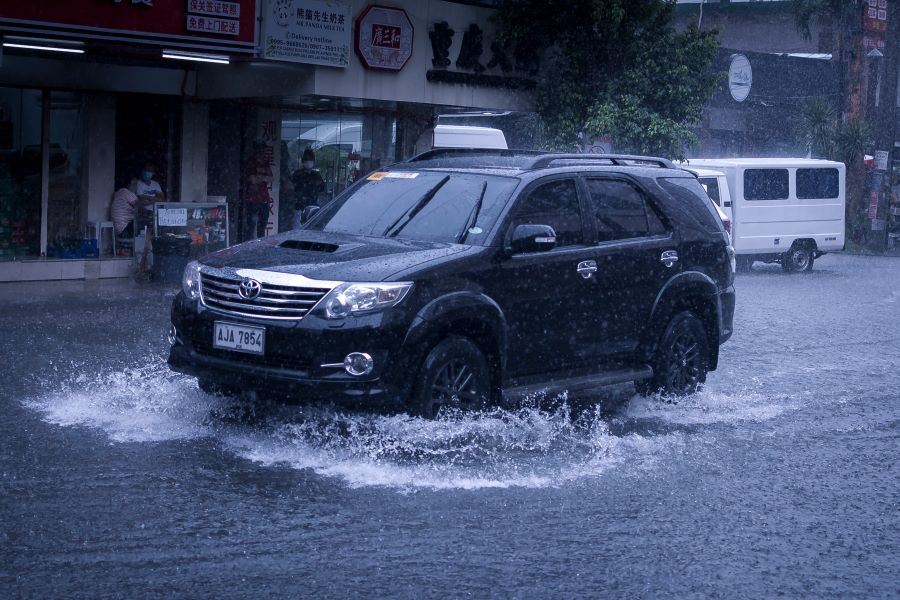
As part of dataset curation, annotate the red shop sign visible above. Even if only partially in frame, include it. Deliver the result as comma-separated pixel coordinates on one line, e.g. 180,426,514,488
355,4,413,72
0,0,257,52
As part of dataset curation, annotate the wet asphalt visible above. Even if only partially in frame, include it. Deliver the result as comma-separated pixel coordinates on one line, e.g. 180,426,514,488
1,253,898,599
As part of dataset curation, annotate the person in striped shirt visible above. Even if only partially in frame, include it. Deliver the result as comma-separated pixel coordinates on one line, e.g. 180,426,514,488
110,178,144,238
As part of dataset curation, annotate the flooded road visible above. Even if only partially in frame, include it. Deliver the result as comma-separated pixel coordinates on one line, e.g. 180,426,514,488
2,254,899,598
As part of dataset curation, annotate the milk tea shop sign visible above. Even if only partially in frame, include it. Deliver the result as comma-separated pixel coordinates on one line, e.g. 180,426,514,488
263,0,353,67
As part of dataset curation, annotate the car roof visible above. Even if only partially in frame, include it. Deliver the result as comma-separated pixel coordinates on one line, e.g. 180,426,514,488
387,149,688,179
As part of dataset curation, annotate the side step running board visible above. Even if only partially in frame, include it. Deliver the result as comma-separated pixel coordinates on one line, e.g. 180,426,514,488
502,366,653,402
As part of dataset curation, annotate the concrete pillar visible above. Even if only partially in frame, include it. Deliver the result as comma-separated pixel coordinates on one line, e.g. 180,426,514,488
179,100,209,202
81,93,116,225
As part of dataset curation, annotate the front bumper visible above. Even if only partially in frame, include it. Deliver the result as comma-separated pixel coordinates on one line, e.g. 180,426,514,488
167,293,411,404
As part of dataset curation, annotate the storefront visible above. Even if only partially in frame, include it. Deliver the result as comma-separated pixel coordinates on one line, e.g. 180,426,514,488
0,0,533,282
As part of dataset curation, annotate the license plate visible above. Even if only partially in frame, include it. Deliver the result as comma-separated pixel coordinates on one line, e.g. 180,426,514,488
213,322,265,355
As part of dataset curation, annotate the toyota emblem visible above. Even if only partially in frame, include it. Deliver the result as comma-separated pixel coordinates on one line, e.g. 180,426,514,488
238,278,262,300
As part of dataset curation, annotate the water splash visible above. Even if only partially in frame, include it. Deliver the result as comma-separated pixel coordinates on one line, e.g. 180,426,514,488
22,360,793,490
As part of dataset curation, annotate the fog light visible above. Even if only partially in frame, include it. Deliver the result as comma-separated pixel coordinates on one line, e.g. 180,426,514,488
167,324,177,346
343,352,373,376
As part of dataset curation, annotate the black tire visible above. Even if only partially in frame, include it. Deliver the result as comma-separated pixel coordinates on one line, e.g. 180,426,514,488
641,311,710,396
411,336,491,419
782,245,814,272
198,377,238,397
735,256,753,272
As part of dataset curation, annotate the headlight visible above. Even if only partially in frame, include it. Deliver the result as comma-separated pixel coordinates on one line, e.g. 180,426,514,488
323,282,412,319
182,260,201,300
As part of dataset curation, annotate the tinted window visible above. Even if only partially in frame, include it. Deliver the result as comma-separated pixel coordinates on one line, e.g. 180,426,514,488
585,179,662,242
306,172,516,244
511,179,584,247
697,177,720,204
796,168,839,199
744,168,789,200
657,177,724,232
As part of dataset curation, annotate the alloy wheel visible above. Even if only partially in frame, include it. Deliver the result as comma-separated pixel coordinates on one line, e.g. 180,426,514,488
428,358,483,415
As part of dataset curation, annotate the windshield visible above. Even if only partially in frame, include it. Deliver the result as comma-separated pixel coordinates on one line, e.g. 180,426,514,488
304,171,518,244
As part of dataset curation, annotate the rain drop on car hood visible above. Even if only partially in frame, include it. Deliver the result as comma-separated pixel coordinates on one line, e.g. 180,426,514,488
200,230,474,281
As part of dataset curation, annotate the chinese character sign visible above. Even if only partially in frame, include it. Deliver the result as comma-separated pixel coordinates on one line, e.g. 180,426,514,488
355,5,413,71
262,0,351,67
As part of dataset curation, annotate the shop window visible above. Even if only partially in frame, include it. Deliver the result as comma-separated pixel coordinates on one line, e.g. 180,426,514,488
281,111,396,209
744,168,789,201
796,168,839,199
0,88,42,259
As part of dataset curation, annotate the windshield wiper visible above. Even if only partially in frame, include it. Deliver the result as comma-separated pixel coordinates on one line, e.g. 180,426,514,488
384,175,450,238
457,181,487,244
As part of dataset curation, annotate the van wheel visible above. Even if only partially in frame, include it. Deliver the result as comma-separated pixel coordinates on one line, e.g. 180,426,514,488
735,256,753,272
411,336,490,419
782,246,814,272
641,311,709,396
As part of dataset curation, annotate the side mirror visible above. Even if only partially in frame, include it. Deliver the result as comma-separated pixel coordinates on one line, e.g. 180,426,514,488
509,223,557,254
301,204,320,224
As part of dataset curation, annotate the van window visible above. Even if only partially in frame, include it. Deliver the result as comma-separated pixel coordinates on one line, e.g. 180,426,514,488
744,169,789,200
796,168,839,199
697,177,720,204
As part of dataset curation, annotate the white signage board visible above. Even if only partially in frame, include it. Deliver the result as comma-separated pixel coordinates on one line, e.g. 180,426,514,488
158,208,188,227
263,0,351,67
874,150,889,171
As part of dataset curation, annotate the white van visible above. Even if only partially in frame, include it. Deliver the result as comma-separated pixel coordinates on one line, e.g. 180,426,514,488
414,124,508,154
685,158,845,272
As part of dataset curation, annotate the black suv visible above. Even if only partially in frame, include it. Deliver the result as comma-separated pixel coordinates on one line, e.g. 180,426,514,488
168,150,735,417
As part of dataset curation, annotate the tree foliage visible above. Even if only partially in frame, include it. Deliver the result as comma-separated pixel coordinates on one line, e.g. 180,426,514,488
494,0,720,158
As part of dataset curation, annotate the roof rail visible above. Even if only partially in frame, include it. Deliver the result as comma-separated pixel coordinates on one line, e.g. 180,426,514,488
406,148,543,162
525,153,676,170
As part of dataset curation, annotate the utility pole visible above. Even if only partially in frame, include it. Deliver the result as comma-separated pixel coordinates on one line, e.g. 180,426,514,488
872,2,899,243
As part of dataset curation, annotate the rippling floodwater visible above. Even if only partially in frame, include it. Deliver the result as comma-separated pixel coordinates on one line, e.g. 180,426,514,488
3,254,899,598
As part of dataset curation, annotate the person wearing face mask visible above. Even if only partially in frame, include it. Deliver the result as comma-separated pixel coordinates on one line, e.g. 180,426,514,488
135,162,165,206
290,147,325,229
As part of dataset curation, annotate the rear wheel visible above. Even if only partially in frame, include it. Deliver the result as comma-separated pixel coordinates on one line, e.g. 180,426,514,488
411,336,490,419
782,245,814,272
641,311,709,396
735,256,753,272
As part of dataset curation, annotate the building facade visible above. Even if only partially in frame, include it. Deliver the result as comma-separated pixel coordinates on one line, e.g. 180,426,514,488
0,0,532,282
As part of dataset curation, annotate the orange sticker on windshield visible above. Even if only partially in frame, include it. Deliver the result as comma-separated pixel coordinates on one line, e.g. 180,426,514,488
367,171,419,181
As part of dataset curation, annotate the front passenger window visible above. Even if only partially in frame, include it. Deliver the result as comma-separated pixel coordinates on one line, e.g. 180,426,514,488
511,179,584,248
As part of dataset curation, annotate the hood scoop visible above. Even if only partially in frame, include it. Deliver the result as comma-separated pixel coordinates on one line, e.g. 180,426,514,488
279,239,340,253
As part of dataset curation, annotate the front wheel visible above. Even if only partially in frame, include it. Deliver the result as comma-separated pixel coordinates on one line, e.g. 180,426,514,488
411,336,491,419
641,311,710,396
782,246,814,272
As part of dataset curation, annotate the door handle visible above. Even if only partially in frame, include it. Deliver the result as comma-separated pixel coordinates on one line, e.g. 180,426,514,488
660,250,679,268
577,260,598,279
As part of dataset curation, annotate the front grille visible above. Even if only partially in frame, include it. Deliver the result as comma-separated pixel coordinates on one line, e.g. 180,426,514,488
200,272,331,320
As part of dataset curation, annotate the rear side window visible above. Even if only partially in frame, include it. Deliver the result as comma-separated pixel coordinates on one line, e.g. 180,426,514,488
511,178,584,247
796,168,839,199
657,177,723,232
584,179,665,242
744,168,789,200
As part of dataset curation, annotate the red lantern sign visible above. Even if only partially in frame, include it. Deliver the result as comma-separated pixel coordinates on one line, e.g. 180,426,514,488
355,4,414,72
